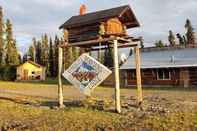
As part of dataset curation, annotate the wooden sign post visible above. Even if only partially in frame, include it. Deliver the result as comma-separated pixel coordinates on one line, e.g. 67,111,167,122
58,47,64,108
135,46,143,106
113,39,121,113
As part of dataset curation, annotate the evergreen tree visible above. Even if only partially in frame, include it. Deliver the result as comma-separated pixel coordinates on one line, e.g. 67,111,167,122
5,19,20,65
176,33,185,46
99,50,105,64
155,40,165,48
12,39,20,64
72,47,79,61
49,37,54,77
41,34,49,75
36,41,42,65
22,53,28,62
27,45,35,61
104,47,113,68
185,19,196,46
183,35,187,46
32,37,36,62
54,35,60,76
168,30,176,47
140,37,144,48
64,42,72,70
0,6,4,66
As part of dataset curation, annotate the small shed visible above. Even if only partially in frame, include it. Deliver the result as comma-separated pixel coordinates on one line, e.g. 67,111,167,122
59,5,140,43
16,61,46,81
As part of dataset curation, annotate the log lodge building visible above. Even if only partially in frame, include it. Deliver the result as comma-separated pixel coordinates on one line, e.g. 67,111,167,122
104,46,197,88
123,46,197,88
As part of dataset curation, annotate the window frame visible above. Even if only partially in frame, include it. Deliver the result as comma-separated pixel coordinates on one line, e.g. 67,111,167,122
156,69,171,80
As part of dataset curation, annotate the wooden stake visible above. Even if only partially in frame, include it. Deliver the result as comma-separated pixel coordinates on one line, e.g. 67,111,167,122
135,46,143,105
58,47,64,108
113,39,121,113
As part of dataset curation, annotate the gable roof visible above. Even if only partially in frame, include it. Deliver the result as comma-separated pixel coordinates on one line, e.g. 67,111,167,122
18,61,44,68
59,5,140,29
121,47,197,69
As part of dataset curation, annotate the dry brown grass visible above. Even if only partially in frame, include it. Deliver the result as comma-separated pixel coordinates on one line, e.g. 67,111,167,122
0,81,197,130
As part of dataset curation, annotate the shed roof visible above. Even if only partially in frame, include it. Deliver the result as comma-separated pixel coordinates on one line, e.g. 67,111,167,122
18,61,44,68
59,5,140,29
120,47,197,69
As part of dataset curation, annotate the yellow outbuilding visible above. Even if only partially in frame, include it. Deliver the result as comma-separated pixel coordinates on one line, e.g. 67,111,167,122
16,61,46,81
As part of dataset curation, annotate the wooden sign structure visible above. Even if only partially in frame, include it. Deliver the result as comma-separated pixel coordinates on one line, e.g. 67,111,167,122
62,53,112,96
58,5,143,113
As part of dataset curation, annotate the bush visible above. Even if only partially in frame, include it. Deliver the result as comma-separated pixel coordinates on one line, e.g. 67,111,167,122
0,66,17,81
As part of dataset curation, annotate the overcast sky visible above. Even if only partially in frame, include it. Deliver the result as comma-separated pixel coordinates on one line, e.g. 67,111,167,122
0,0,197,54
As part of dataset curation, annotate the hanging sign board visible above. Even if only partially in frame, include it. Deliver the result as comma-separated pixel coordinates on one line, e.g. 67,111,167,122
62,53,112,96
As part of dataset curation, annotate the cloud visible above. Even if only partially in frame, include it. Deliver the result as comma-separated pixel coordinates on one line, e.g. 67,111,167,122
0,0,197,53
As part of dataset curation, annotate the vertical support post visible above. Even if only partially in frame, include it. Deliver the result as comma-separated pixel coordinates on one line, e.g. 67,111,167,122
113,39,121,113
135,45,143,105
98,42,102,62
58,47,64,108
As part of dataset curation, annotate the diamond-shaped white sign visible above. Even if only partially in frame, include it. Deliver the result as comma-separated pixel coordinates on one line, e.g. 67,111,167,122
62,53,112,96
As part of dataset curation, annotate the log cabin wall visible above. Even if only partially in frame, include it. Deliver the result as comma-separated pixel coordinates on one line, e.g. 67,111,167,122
67,24,100,43
124,68,182,87
102,67,197,87
67,17,126,43
189,67,197,85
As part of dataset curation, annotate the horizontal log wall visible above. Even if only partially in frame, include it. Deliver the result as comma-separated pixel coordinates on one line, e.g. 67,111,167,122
124,68,181,87
189,68,197,85
102,67,197,87
68,24,100,43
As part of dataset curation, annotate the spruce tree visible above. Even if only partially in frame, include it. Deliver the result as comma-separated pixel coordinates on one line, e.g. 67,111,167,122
54,35,60,77
64,41,72,70
176,33,185,46
104,47,113,68
168,30,176,47
155,40,165,48
5,19,19,65
36,41,42,65
0,6,4,66
185,19,196,46
49,37,54,77
72,47,79,61
140,37,144,48
41,34,49,66
22,53,28,62
41,34,49,75
27,45,35,61
32,37,36,62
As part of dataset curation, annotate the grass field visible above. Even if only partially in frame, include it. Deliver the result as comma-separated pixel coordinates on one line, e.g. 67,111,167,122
0,81,197,130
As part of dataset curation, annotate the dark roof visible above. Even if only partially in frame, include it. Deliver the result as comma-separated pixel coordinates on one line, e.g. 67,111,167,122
121,47,197,69
59,5,140,29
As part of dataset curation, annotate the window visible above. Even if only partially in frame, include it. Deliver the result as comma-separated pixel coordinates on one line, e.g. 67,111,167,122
157,69,170,80
128,71,136,80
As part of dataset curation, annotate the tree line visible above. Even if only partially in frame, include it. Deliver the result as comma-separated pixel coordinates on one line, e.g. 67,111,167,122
154,19,196,48
24,35,82,77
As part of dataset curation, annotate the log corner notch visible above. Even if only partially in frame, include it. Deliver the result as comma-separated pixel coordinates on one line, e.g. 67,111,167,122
134,44,143,107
